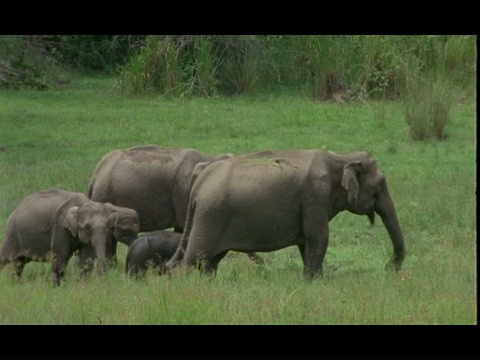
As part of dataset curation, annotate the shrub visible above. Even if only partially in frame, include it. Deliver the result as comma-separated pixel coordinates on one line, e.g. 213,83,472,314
0,35,52,90
213,35,266,95
404,77,453,140
116,36,184,96
43,35,146,73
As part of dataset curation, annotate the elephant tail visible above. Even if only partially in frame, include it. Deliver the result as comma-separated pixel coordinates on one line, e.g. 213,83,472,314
166,200,195,268
87,173,95,199
178,199,196,260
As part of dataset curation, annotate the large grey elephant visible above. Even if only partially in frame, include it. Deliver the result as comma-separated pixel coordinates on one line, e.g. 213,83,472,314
0,189,138,286
87,145,261,263
125,230,180,277
87,145,233,232
166,149,406,278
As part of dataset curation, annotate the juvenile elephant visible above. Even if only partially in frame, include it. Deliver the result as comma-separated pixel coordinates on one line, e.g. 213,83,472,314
125,230,180,277
87,145,261,263
166,149,406,278
75,204,140,273
0,189,137,286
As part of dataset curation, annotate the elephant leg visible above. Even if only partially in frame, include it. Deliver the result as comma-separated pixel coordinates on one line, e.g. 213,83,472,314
130,265,146,279
80,259,95,278
246,252,264,265
303,236,328,279
302,213,329,279
51,251,72,287
0,256,9,275
297,244,306,264
52,265,65,287
77,247,95,277
107,239,118,268
13,256,27,280
200,251,228,277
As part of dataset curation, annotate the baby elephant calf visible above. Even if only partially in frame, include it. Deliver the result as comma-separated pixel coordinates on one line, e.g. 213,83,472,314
125,230,180,277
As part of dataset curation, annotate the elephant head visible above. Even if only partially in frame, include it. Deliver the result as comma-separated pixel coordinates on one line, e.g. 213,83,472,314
337,153,405,271
104,204,140,247
64,201,113,275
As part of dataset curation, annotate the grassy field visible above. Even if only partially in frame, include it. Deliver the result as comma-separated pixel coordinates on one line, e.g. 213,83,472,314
0,76,476,324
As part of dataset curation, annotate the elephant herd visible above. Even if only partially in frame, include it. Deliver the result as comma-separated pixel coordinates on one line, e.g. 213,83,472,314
0,145,406,286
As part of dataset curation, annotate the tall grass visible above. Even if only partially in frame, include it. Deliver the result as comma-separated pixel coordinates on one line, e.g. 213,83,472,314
194,36,223,97
117,35,476,102
404,76,453,140
116,36,182,96
400,35,476,140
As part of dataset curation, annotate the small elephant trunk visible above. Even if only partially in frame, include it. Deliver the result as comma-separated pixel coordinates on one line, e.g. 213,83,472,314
92,235,108,276
375,183,406,272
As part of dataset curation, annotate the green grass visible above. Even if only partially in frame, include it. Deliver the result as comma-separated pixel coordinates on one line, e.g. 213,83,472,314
0,76,476,324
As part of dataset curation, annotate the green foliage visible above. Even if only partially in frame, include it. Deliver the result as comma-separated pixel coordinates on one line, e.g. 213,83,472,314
117,35,267,97
214,35,266,95
0,77,475,324
399,35,476,141
0,35,52,90
0,35,145,90
3,34,475,108
116,36,184,96
192,35,222,97
116,35,476,107
404,77,453,140
293,35,346,99
44,35,145,72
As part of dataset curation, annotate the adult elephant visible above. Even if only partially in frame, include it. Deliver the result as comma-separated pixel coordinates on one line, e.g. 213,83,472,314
88,145,233,232
166,149,406,278
0,189,137,286
87,145,261,263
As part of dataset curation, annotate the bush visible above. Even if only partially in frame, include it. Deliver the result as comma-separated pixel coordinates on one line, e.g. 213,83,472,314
116,36,184,96
404,77,453,140
0,35,52,90
117,35,267,97
1,35,145,89
44,35,146,73
400,35,476,141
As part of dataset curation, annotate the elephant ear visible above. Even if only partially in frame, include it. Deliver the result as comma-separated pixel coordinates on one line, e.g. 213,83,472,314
341,160,363,206
64,206,80,237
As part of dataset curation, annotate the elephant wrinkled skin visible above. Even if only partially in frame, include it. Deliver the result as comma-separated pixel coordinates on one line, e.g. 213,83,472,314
166,149,406,278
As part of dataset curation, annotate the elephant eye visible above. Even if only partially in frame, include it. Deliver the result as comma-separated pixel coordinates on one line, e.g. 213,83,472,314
84,225,91,235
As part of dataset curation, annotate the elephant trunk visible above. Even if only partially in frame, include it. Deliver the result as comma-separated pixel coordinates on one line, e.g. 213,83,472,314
92,234,108,276
375,183,405,272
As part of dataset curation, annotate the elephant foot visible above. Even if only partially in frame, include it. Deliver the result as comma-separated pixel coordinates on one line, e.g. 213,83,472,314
384,256,403,272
